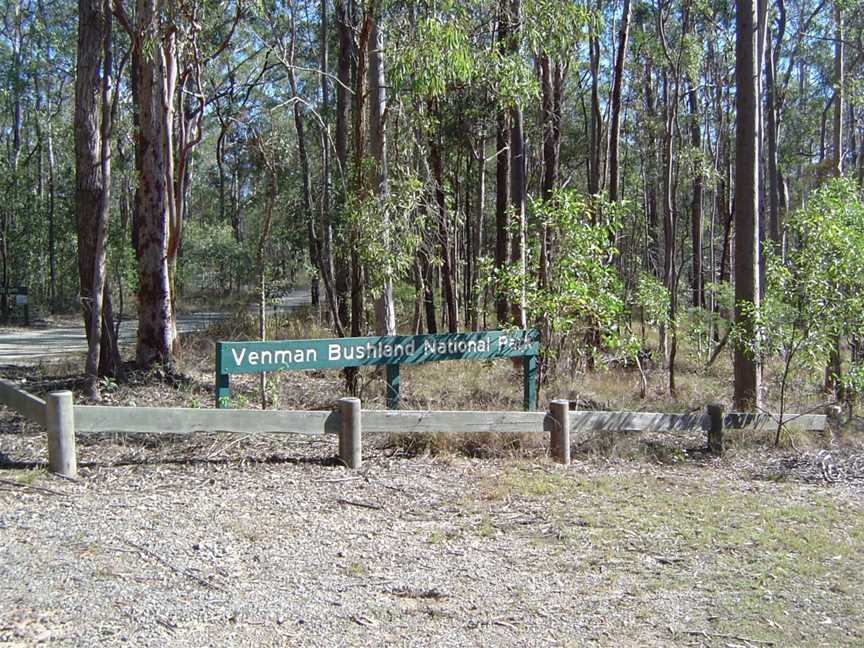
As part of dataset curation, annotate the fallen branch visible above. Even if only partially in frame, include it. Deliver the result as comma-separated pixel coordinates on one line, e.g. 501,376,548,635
683,629,775,645
706,328,730,368
314,476,363,484
336,498,384,511
0,477,68,497
123,540,225,592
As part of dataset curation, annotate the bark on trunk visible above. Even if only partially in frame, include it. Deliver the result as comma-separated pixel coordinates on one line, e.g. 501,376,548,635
826,1,844,393
319,0,337,331
74,0,121,387
688,84,704,308
335,0,352,331
133,0,174,369
765,25,783,249
588,18,602,200
733,0,762,410
608,0,631,203
509,0,526,329
430,134,458,333
494,0,510,325
469,141,486,331
540,55,562,292
368,17,395,336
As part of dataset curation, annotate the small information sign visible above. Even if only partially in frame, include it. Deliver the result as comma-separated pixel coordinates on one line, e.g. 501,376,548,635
216,330,540,410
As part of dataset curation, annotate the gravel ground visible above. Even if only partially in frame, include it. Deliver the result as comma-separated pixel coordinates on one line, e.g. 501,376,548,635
3,365,864,647
0,420,674,648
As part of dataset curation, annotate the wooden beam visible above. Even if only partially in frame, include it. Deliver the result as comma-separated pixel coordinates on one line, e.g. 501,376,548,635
569,411,709,433
74,405,338,436
360,410,549,435
68,405,827,439
0,379,47,427
724,412,826,432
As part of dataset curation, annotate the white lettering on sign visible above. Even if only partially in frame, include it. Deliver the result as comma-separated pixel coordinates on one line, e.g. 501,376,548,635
227,333,532,370
328,341,418,361
422,338,491,355
229,346,318,368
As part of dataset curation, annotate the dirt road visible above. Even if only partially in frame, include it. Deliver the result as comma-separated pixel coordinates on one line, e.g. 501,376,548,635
0,288,310,366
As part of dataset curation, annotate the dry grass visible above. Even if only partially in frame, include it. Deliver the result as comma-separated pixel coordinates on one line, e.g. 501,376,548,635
7,305,862,467
465,462,864,646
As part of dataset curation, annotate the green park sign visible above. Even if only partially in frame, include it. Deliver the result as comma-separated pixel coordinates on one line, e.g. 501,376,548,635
216,329,540,410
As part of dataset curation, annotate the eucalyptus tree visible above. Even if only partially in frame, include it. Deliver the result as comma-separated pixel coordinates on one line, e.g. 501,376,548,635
113,0,240,369
733,0,761,410
75,0,122,396
607,0,632,205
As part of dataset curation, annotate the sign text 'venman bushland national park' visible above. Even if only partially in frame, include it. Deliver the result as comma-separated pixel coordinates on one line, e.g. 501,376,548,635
216,330,539,410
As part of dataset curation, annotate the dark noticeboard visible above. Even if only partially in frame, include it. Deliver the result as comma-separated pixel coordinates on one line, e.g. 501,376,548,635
216,329,540,411
3,287,29,325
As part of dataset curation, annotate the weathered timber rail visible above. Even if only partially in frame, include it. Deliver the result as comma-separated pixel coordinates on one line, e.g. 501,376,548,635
1,378,829,475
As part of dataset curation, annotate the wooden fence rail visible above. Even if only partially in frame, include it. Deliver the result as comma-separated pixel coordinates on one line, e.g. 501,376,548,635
1,379,75,476
0,378,46,427
0,378,829,475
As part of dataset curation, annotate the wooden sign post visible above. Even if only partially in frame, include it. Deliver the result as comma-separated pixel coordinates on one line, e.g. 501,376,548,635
216,329,540,411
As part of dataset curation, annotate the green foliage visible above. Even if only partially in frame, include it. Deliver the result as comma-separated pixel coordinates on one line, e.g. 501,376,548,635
493,51,540,110
390,16,475,97
681,283,733,363
737,179,864,399
341,167,429,298
180,220,248,294
634,272,670,329
492,190,634,364
523,0,594,57
532,192,627,343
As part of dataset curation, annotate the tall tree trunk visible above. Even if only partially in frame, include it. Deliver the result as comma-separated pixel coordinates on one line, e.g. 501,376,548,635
368,15,395,336
660,71,675,359
733,0,762,410
765,9,785,251
469,140,486,331
46,118,57,311
319,0,338,331
643,61,661,278
539,54,561,293
83,0,116,397
132,0,174,369
494,0,510,325
334,0,352,331
284,8,321,315
826,1,844,392
75,0,121,390
430,133,458,333
509,0,526,329
287,46,320,315
608,0,631,203
832,2,844,177
688,83,704,308
588,13,602,200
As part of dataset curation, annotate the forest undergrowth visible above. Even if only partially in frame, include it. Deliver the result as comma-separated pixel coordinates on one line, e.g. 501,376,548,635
8,300,864,470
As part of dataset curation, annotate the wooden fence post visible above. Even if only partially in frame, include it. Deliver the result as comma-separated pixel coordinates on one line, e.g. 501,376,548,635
825,405,842,429
549,399,570,465
707,403,724,456
46,391,76,477
338,397,362,469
